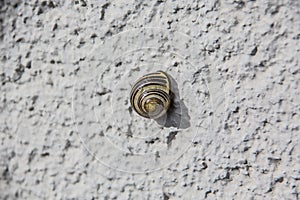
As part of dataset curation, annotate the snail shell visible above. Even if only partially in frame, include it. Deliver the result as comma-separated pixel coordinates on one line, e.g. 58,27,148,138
130,71,171,119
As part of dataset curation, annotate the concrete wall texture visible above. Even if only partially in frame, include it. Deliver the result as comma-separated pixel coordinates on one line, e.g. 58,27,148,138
0,0,299,199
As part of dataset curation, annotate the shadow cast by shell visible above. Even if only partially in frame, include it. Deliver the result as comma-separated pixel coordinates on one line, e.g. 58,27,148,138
155,74,191,129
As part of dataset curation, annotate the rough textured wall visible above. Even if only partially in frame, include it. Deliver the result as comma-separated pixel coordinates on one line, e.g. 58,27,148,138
0,0,299,199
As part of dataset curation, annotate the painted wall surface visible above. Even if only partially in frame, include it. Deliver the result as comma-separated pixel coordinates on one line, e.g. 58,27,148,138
0,0,299,199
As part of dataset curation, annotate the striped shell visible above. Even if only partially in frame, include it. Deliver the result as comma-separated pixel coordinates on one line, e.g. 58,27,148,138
130,71,171,119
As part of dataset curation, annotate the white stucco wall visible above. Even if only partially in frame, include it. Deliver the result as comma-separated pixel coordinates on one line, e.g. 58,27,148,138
0,0,299,199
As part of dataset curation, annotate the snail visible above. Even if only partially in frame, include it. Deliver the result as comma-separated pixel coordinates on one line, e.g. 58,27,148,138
130,71,171,119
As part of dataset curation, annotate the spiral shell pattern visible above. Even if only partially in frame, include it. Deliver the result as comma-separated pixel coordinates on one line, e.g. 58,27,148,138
130,71,171,119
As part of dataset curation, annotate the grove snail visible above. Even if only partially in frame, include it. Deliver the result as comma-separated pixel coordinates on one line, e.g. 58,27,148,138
130,71,171,119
